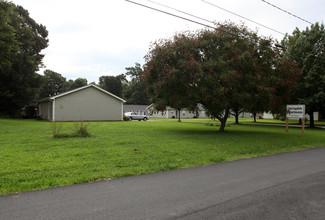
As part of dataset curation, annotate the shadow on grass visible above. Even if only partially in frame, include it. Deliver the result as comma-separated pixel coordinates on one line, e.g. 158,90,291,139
158,123,289,137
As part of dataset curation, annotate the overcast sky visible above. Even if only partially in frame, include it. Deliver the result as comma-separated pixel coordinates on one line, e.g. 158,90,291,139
11,0,325,83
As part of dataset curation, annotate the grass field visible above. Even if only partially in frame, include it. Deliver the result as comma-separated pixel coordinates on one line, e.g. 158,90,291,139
0,119,324,196
153,117,325,126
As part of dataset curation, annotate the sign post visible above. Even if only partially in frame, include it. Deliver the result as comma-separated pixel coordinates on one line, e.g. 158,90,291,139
286,104,305,133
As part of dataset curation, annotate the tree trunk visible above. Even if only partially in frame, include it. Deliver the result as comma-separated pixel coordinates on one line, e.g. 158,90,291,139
231,108,240,124
219,119,226,132
235,111,239,124
253,113,257,123
309,110,314,128
218,108,229,132
178,110,181,122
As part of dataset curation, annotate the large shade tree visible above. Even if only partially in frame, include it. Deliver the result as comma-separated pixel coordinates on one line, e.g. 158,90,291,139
241,35,300,122
144,22,299,131
197,24,265,127
0,1,48,116
282,22,325,127
144,33,201,122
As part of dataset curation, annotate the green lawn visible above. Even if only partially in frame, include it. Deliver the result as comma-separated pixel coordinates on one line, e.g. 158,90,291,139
152,117,325,126
0,119,324,196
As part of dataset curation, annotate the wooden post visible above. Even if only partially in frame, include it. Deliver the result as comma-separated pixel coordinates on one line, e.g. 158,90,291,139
285,117,288,132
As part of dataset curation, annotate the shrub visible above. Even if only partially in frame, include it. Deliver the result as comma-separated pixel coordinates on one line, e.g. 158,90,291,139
274,114,286,121
123,116,130,121
206,122,219,127
51,121,90,138
206,122,214,126
50,121,63,138
71,121,90,137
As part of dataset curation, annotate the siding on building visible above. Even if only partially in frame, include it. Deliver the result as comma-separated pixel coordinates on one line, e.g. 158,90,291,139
38,84,125,121
38,102,50,120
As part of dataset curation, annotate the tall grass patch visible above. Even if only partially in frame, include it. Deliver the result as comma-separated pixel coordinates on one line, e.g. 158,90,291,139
51,121,91,138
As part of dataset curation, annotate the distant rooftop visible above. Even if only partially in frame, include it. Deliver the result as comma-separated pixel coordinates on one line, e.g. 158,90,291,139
123,104,149,112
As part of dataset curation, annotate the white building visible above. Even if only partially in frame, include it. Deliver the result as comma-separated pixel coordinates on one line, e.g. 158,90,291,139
146,104,209,119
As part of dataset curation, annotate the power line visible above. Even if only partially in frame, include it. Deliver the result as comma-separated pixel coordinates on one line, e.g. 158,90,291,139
201,0,285,36
125,0,215,29
125,0,281,44
126,0,282,51
146,0,214,25
260,0,313,25
125,0,237,37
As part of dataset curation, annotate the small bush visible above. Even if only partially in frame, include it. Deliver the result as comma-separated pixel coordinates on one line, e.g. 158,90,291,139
71,121,90,137
51,121,90,138
50,122,63,138
206,122,220,127
274,114,286,121
123,116,130,121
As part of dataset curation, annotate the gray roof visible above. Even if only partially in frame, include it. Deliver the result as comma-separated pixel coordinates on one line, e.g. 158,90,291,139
38,84,126,103
147,103,206,111
123,104,150,112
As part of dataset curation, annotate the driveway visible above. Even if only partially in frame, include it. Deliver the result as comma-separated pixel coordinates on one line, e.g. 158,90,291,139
1,147,325,219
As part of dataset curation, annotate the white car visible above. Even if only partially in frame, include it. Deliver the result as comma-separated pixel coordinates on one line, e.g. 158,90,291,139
124,112,149,121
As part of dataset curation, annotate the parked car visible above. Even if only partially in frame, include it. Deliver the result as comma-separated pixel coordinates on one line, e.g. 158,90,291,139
124,112,149,121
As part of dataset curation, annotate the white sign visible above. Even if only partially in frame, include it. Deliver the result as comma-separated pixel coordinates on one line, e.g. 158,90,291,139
286,105,305,119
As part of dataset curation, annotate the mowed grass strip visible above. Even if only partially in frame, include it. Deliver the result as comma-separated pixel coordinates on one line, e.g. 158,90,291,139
153,117,325,126
0,119,324,195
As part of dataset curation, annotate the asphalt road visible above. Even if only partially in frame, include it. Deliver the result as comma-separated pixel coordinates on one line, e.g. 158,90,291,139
1,147,325,220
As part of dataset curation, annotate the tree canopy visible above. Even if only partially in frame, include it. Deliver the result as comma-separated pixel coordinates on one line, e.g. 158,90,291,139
39,70,67,98
123,63,149,105
282,22,325,127
39,70,88,98
98,74,126,98
144,32,201,121
65,78,88,91
0,1,48,116
97,63,149,104
143,22,300,131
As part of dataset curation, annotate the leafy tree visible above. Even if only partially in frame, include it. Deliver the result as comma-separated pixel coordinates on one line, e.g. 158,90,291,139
144,33,201,122
283,22,325,127
99,74,126,97
64,79,74,92
0,2,17,73
144,22,299,131
123,63,149,105
125,62,143,79
201,27,299,126
241,37,299,122
196,24,264,129
39,70,67,98
268,56,301,115
144,23,268,129
0,1,48,116
68,78,88,90
39,71,88,98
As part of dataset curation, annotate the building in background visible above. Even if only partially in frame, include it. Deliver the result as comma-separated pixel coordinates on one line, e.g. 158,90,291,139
38,84,125,121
